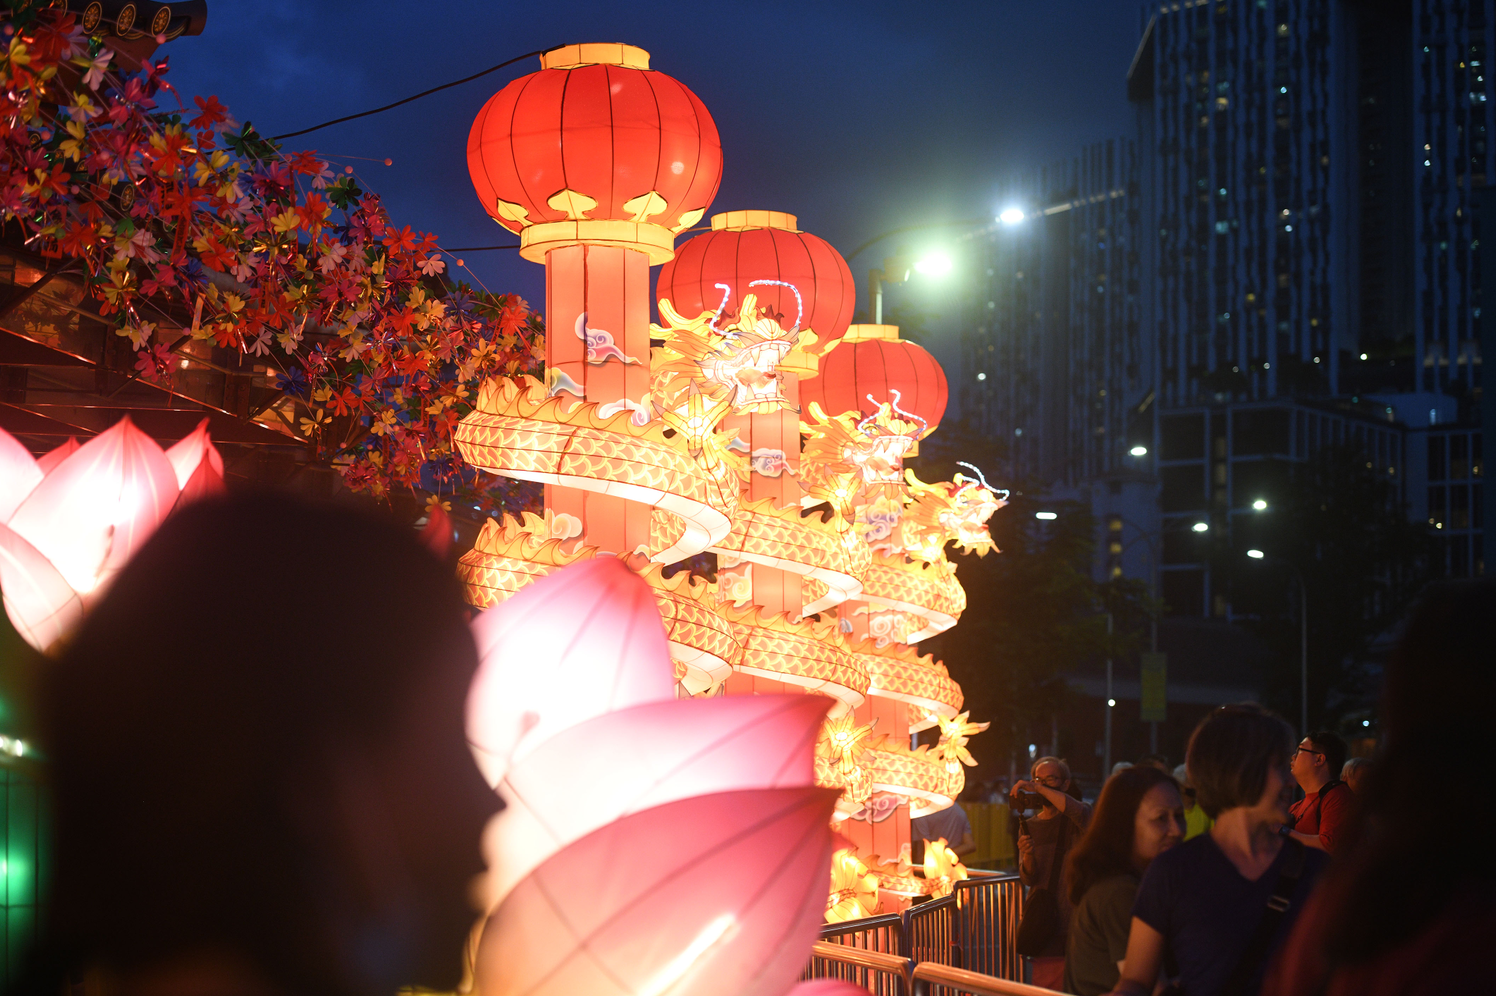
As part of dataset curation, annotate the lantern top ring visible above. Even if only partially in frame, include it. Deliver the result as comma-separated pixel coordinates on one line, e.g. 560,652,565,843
520,219,677,264
540,43,650,70
710,210,799,233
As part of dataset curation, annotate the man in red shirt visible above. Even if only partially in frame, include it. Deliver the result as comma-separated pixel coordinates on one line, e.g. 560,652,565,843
1283,730,1352,852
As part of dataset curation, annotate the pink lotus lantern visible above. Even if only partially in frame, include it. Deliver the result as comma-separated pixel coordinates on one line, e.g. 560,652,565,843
477,786,838,996
466,557,678,785
0,417,224,651
464,558,843,996
480,694,830,909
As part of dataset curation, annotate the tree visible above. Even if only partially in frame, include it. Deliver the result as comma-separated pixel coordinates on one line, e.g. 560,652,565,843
915,437,1152,773
1215,444,1435,730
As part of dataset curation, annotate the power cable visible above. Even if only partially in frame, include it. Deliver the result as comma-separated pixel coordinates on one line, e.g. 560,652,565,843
269,49,547,141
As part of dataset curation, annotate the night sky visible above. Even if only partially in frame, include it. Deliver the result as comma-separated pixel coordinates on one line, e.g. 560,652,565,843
165,0,1142,348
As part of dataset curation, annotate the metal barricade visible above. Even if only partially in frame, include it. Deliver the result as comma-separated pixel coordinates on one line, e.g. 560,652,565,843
952,873,1024,980
819,912,908,956
805,939,913,996
911,961,1062,996
904,892,961,968
807,872,1027,991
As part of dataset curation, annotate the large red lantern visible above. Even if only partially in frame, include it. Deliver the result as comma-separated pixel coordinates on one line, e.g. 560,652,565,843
464,44,725,557
467,43,723,264
657,211,856,344
800,326,948,438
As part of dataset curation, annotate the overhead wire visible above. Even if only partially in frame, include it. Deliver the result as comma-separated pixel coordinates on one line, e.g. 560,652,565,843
269,49,547,141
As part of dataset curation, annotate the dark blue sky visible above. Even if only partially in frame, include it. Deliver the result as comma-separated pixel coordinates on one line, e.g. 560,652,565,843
164,0,1142,324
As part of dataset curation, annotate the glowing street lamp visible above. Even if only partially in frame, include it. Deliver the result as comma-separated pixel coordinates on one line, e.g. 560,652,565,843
1192,522,1210,533
1252,498,1268,511
1246,548,1265,559
1129,445,1148,457
1034,511,1058,521
998,207,1025,226
913,252,953,277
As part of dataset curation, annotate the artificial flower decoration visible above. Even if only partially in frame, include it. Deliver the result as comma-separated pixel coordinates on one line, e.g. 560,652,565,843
933,711,991,775
465,557,677,785
0,11,544,510
0,418,223,652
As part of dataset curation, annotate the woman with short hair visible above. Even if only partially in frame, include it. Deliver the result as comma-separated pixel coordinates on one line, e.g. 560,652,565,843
1107,703,1328,996
1063,766,1185,996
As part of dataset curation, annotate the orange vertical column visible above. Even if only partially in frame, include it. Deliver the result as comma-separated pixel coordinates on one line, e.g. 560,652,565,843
544,243,654,557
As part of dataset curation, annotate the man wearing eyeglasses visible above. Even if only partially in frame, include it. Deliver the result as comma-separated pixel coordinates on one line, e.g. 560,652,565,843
1281,731,1351,853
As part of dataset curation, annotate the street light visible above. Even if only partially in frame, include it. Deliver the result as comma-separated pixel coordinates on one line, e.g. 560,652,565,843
1246,548,1265,559
1130,445,1149,457
1192,522,1210,533
913,252,953,277
998,207,1025,226
1252,499,1268,511
1034,511,1058,520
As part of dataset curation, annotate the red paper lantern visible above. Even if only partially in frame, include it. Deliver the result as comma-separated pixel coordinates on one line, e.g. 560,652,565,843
657,210,856,346
467,43,723,264
800,326,949,437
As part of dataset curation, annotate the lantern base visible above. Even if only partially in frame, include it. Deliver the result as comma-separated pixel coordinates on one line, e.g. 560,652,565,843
523,220,677,264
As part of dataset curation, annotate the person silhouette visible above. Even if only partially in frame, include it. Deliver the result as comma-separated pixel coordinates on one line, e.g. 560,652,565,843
24,492,500,996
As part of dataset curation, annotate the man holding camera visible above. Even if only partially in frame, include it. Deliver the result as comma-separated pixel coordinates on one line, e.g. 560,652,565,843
1281,730,1352,853
1012,756,1093,990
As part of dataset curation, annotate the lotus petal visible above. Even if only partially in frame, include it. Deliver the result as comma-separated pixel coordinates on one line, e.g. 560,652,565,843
481,694,829,910
477,786,838,996
7,417,178,596
173,452,227,510
0,427,41,522
467,558,675,784
0,521,82,652
35,437,78,473
164,418,225,490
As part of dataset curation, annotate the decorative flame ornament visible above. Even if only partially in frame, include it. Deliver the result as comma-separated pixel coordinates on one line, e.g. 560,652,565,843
825,847,880,923
921,837,969,899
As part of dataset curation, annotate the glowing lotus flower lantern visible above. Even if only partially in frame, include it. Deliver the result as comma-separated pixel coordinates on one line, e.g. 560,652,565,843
467,559,841,996
0,417,224,651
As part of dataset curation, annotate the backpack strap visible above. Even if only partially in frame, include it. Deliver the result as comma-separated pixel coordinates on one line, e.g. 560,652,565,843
1218,839,1307,996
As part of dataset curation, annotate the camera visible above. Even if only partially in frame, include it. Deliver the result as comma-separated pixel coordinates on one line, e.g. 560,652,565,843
1013,790,1045,811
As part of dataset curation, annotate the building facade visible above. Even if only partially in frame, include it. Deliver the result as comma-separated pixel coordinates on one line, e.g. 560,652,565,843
957,0,1489,612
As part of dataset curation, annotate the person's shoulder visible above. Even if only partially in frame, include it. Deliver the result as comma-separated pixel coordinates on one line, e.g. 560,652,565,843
1087,873,1139,904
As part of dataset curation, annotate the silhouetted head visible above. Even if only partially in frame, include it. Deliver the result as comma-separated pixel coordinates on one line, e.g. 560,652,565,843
1323,578,1496,961
37,492,498,995
1186,702,1295,821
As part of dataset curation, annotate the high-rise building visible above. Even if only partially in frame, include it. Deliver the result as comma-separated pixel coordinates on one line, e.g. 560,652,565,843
957,0,1488,606
957,140,1148,488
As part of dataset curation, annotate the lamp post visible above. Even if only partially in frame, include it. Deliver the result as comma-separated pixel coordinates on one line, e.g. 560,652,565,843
1247,548,1308,735
845,217,1000,323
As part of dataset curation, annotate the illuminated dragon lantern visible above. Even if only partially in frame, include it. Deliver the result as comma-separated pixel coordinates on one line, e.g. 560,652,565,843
452,45,1001,927
900,464,1007,563
652,293,818,415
